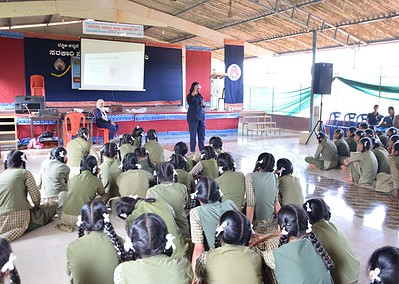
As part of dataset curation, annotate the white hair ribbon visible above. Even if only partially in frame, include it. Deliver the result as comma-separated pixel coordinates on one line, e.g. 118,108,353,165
201,153,205,159
218,166,224,174
306,221,312,234
190,190,198,200
146,150,149,155
257,159,264,164
124,236,134,252
129,195,138,200
165,234,176,250
20,154,27,163
135,164,142,169
364,140,368,147
153,133,157,138
306,202,312,212
118,163,123,169
218,189,224,198
281,227,289,236
233,162,237,168
59,151,65,158
153,170,157,176
76,215,83,227
1,253,16,273
102,213,110,223
277,167,285,177
215,221,228,237
173,169,178,176
92,165,98,174
183,156,187,162
369,268,381,282
250,224,256,234
119,213,128,219
83,133,88,139
2,156,7,163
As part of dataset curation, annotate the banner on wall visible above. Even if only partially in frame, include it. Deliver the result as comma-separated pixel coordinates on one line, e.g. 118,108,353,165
71,56,81,89
83,20,144,38
224,40,244,104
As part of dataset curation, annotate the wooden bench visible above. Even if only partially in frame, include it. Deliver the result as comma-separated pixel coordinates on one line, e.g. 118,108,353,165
248,125,281,136
239,110,272,135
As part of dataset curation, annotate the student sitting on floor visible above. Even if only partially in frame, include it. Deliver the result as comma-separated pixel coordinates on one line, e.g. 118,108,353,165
345,126,358,152
304,199,360,284
305,132,338,170
375,129,389,149
0,238,20,283
143,129,164,164
195,210,264,284
131,126,145,148
333,129,350,167
99,142,122,200
358,122,369,130
387,134,399,155
168,153,194,195
275,158,304,206
0,150,57,241
134,147,155,174
114,213,193,284
189,146,219,179
368,245,399,284
273,204,334,284
118,134,135,161
371,138,390,174
174,141,196,172
375,141,399,202
67,200,123,284
209,136,223,155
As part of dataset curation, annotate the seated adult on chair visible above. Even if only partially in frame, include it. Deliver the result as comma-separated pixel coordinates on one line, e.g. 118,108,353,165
367,105,383,127
377,106,395,132
305,132,338,170
94,99,120,140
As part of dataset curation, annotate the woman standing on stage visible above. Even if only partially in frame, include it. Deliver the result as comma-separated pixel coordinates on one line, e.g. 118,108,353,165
187,82,206,153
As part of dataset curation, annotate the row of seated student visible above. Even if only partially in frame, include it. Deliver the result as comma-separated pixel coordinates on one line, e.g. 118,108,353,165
305,125,399,202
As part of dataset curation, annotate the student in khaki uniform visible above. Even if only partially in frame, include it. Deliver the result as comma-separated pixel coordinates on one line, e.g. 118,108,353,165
304,199,359,284
38,146,70,206
215,153,245,211
143,129,164,164
146,162,190,237
345,126,358,152
305,132,338,170
0,151,57,241
115,196,188,259
99,142,122,200
58,155,106,231
67,127,100,177
131,126,144,149
274,205,334,284
376,129,389,149
114,213,193,284
333,129,350,166
275,158,304,206
67,200,123,284
174,142,195,172
195,210,263,284
169,153,194,195
387,133,399,155
209,136,223,155
246,152,280,234
190,177,237,273
368,246,399,284
116,153,154,198
118,134,136,161
0,238,21,283
344,137,378,185
375,141,399,202
189,146,219,179
134,147,155,174
371,138,390,174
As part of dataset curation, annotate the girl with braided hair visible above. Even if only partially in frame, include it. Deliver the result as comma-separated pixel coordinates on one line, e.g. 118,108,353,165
99,142,122,200
368,246,399,284
275,158,304,206
173,141,195,172
169,153,194,194
114,213,193,284
195,210,263,284
189,146,219,179
0,238,20,283
245,152,280,234
67,200,122,284
134,146,155,174
118,134,135,161
304,199,359,284
131,126,144,148
274,204,334,284
143,129,164,164
114,196,188,259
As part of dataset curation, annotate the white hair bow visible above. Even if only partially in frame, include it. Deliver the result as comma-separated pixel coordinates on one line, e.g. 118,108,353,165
277,167,286,177
76,215,83,227
1,253,16,273
173,169,178,176
257,159,263,164
124,236,134,252
118,163,123,169
215,221,228,237
20,154,27,163
103,213,110,223
165,234,176,250
218,166,224,174
59,151,65,158
218,189,224,198
306,221,312,234
190,190,198,200
306,202,312,212
369,268,381,282
128,195,138,200
281,227,289,236
119,213,128,219
135,164,142,169
92,166,98,174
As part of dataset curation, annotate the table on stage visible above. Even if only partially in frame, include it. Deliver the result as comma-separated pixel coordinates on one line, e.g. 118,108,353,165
30,115,61,146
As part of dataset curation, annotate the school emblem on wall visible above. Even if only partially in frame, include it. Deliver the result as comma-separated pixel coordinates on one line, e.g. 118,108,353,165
227,64,241,81
54,58,66,72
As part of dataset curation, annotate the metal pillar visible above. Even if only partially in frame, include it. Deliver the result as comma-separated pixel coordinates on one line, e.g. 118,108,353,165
308,29,317,132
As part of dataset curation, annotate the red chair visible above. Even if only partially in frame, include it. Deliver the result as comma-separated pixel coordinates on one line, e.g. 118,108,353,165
63,112,86,146
30,75,45,97
96,128,109,145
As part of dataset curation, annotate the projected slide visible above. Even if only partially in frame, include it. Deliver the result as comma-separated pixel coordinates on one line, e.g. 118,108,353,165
81,38,145,91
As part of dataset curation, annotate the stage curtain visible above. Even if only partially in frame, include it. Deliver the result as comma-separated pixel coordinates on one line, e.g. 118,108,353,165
186,49,211,101
0,35,26,102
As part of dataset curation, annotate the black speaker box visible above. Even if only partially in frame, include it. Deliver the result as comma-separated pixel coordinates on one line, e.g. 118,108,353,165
14,96,45,114
313,63,333,94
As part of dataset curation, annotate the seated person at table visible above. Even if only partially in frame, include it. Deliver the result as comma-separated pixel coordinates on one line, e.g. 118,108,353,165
305,132,338,170
94,99,120,140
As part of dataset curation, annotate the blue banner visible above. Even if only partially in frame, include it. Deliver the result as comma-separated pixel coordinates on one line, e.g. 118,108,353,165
71,56,80,89
224,44,244,104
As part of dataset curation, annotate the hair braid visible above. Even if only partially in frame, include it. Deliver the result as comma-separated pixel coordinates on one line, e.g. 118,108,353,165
278,232,289,247
307,232,335,270
77,223,85,238
104,219,126,262
9,267,21,284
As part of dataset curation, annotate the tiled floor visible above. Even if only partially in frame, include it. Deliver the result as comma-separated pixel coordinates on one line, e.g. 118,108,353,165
4,132,399,283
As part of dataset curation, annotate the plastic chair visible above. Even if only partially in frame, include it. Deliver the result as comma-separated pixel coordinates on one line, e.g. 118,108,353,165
324,112,341,139
340,113,357,131
356,114,368,127
30,75,45,97
96,128,109,145
63,112,86,146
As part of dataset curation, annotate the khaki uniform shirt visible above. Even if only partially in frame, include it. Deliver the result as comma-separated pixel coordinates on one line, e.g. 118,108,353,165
67,137,100,168
143,140,164,164
345,136,357,152
372,147,390,174
216,170,245,210
116,169,154,198
278,174,304,206
119,144,136,161
38,159,70,198
99,157,122,198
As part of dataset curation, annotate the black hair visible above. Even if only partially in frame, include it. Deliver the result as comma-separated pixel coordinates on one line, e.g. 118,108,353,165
303,199,331,224
277,204,335,270
155,162,178,183
79,155,99,175
393,142,399,155
276,158,294,177
114,196,156,220
0,238,20,283
355,130,366,139
77,200,125,262
365,128,375,138
195,177,222,204
131,126,144,146
128,213,173,259
253,152,275,172
119,134,134,146
201,146,217,160
389,134,399,144
78,127,89,141
370,137,381,149
100,142,120,163
50,147,67,163
121,153,140,172
145,129,158,142
388,106,394,111
368,246,399,284
174,142,188,157
169,153,187,171
134,147,154,170
189,81,200,94
317,132,327,142
4,150,27,170
214,210,251,248
334,129,344,139
359,137,372,152
347,126,357,137
209,136,223,150
217,152,235,174
359,122,369,130
386,127,397,137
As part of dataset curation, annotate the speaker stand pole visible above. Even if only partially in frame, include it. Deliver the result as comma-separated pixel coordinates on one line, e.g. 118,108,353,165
308,29,317,132
306,94,324,145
